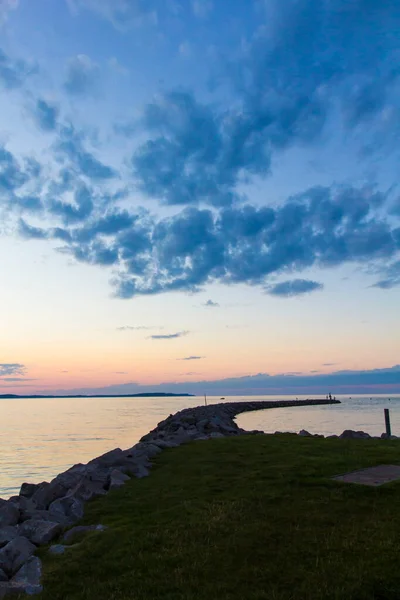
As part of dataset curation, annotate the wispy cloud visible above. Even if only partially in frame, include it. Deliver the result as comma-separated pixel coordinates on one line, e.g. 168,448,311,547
114,371,128,374
64,54,99,96
0,363,26,376
203,299,219,307
177,356,204,361
149,331,189,340
267,279,324,298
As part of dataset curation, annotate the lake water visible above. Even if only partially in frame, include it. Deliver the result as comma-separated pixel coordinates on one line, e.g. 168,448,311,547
1,394,399,498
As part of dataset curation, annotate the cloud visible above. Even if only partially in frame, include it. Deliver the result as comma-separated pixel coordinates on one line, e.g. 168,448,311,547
114,371,128,374
267,279,323,297
371,260,400,289
107,57,129,76
191,0,213,18
178,356,204,361
130,1,400,209
0,363,25,376
323,363,337,367
0,377,37,382
66,0,157,31
64,54,99,96
117,325,162,331
18,218,48,239
32,99,59,132
0,0,18,25
51,364,400,396
0,46,36,88
203,299,219,307
149,331,189,340
54,125,117,180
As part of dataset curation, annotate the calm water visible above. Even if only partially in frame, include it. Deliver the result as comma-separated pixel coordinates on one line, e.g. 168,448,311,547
1,394,399,498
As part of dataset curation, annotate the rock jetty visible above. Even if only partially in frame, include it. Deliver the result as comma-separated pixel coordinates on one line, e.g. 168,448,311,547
8,395,395,599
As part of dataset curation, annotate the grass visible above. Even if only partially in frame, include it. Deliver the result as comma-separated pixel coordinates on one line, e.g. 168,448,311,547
37,435,400,600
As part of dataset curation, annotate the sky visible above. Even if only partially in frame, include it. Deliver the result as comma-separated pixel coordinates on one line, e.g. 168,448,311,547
0,0,400,396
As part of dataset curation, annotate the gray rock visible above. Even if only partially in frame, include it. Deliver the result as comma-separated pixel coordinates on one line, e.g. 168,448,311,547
19,509,53,523
381,433,399,440
326,435,338,439
298,430,312,437
48,544,66,555
62,524,106,544
151,440,178,449
67,478,107,503
11,555,42,595
0,569,7,582
48,496,84,525
108,469,130,490
340,430,371,439
20,483,41,500
88,448,126,469
0,503,19,529
0,537,36,577
0,527,18,549
17,519,61,546
208,432,225,439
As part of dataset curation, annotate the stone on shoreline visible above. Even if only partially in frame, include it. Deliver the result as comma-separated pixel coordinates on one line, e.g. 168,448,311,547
17,520,61,547
0,529,18,550
0,537,36,577
48,496,84,525
11,556,42,594
339,430,371,439
0,504,19,529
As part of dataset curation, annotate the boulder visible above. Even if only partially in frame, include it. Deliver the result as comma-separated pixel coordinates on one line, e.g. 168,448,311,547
88,448,125,469
11,556,42,595
19,483,41,500
339,430,371,439
208,432,225,439
108,469,130,490
19,510,54,523
62,524,106,545
0,528,18,549
0,569,7,582
151,440,178,449
66,478,107,503
298,429,312,437
17,520,61,546
0,537,36,577
0,503,19,529
48,496,84,525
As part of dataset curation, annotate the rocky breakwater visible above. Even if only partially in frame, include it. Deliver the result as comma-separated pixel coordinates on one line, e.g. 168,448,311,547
0,398,339,597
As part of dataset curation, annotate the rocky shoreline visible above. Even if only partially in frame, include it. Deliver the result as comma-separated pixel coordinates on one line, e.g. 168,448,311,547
1,397,397,598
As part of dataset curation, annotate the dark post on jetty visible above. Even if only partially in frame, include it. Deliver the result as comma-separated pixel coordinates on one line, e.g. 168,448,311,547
384,408,391,437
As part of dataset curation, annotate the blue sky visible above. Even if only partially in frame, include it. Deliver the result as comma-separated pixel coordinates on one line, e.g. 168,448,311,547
0,0,400,395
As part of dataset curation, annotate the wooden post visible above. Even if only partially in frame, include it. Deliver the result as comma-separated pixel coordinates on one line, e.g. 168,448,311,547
384,408,391,437
204,394,207,406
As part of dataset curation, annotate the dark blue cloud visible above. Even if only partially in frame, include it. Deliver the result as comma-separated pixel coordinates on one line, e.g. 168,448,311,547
0,47,36,89
149,331,189,340
49,184,94,223
0,146,29,192
55,126,117,180
32,99,59,132
267,279,323,297
18,219,47,240
0,363,26,376
372,260,400,289
64,54,99,96
130,1,400,208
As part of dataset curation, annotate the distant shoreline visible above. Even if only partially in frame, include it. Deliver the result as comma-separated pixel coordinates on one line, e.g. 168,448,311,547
0,393,194,399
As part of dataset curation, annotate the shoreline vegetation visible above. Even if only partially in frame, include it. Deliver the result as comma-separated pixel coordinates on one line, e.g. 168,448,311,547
3,397,400,599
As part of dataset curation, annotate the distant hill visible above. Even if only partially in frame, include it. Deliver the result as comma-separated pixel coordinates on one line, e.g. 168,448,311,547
0,393,194,399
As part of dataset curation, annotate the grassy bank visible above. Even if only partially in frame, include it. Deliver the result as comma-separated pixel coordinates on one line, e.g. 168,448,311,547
38,435,400,600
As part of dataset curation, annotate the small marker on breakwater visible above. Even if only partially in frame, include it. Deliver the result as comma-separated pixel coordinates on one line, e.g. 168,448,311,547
384,408,391,437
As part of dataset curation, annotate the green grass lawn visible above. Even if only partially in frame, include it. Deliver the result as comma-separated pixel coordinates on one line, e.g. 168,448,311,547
38,435,400,600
